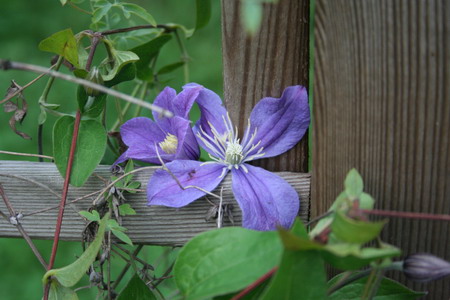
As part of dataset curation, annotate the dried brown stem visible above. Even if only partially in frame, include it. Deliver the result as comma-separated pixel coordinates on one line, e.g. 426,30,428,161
0,184,48,269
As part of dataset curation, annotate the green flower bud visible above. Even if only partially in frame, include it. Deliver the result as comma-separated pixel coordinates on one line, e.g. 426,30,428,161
84,67,104,96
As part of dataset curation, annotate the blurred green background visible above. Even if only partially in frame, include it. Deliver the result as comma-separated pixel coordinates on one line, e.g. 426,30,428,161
0,0,223,298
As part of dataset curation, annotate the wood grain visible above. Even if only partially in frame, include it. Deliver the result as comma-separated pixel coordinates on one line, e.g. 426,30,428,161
313,0,449,298
0,160,310,246
221,0,310,172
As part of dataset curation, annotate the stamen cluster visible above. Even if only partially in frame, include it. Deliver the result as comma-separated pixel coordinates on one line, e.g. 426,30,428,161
197,113,265,175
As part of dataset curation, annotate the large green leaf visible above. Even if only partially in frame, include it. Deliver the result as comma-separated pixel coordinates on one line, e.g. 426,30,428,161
331,211,387,244
328,275,426,300
174,227,282,300
130,35,172,80
43,213,109,287
261,250,327,300
53,116,106,187
39,28,79,67
118,274,157,300
195,0,211,31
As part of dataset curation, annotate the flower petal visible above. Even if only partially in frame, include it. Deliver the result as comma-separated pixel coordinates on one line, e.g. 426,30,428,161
231,164,299,230
246,85,310,158
151,87,177,120
170,116,200,160
192,85,228,138
153,85,202,130
147,160,225,207
114,116,199,165
114,117,169,164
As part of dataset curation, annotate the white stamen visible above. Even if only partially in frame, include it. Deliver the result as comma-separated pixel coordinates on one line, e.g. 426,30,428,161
158,133,178,154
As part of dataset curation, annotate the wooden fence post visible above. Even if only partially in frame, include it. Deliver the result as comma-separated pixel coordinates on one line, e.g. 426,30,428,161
221,0,310,173
313,0,449,298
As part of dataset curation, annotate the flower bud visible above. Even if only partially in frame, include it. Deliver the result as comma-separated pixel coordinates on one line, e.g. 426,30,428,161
403,253,450,282
84,67,104,96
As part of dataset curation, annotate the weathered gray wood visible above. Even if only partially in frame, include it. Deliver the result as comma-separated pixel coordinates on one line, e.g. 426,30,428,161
313,0,449,298
0,160,310,246
221,0,310,172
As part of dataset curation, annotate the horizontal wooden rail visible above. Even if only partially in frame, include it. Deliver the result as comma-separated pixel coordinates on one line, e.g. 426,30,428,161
0,160,310,246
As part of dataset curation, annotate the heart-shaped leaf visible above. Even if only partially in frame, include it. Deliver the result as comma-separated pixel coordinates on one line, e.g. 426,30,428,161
53,116,106,187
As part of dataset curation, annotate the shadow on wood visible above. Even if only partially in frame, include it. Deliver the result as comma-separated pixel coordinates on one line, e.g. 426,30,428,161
0,160,310,246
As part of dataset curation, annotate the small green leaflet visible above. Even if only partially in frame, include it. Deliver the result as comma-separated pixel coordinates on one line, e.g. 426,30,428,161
39,28,79,68
43,213,109,287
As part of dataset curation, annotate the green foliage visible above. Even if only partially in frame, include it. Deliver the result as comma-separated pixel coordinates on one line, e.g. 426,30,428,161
43,213,109,287
107,219,133,245
174,227,282,299
331,211,386,244
53,116,107,187
328,275,426,300
130,34,172,80
118,203,136,216
261,250,327,300
195,0,211,31
118,274,157,300
48,281,79,300
39,28,79,67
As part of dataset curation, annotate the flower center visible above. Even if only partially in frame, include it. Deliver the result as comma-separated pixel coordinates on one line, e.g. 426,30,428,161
159,133,178,154
225,142,243,165
196,113,266,174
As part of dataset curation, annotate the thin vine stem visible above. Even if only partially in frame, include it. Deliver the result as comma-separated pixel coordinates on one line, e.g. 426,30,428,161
0,184,48,269
0,60,173,118
0,150,53,160
44,110,82,300
37,56,63,160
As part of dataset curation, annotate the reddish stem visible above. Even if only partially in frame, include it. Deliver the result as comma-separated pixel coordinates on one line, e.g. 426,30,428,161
44,110,82,300
362,209,450,221
231,267,278,300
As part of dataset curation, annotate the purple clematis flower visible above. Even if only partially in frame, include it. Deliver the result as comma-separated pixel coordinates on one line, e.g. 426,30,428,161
147,84,310,231
114,85,203,165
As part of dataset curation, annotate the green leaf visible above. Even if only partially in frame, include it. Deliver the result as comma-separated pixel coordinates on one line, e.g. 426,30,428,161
344,168,364,198
261,251,327,300
119,204,136,216
53,116,107,187
83,94,106,118
43,213,109,287
104,63,136,87
112,229,133,246
195,0,211,31
92,2,113,24
120,3,156,26
100,42,139,81
48,281,79,300
331,211,386,244
130,35,172,80
322,243,401,270
79,210,100,222
118,274,156,300
241,0,263,35
157,61,185,75
174,227,282,300
328,275,426,300
39,28,79,67
359,192,375,209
